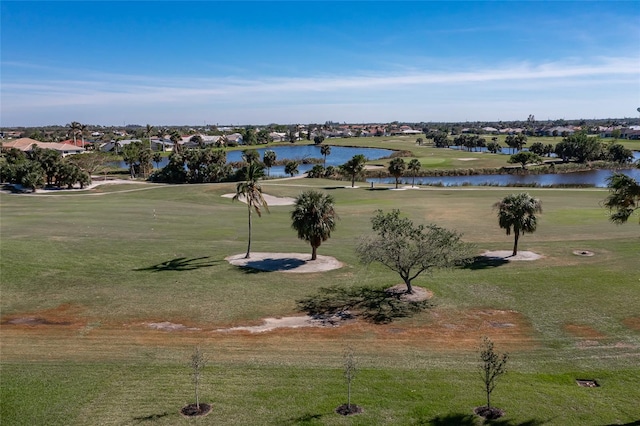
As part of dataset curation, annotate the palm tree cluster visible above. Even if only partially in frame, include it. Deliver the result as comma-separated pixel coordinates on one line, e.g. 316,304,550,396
1,146,91,191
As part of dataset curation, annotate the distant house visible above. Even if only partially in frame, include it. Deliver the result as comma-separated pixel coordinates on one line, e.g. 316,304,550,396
60,139,93,148
2,138,86,157
99,139,142,152
270,132,287,142
226,133,244,145
544,126,575,136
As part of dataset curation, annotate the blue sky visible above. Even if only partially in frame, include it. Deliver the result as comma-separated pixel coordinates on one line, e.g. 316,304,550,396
1,1,639,126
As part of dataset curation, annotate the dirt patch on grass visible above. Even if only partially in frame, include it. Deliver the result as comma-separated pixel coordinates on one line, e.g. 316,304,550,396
217,316,329,333
622,317,640,332
1,303,86,330
385,284,433,302
563,323,606,339
269,308,536,351
146,321,201,331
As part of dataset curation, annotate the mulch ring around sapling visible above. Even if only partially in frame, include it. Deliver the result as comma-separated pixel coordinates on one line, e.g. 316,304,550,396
180,403,212,417
335,404,364,416
474,405,505,420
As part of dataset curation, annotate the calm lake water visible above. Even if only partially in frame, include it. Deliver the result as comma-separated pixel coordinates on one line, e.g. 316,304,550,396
125,144,639,186
367,168,640,188
133,145,394,177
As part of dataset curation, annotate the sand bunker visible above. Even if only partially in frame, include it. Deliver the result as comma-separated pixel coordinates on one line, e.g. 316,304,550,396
222,193,295,206
225,252,343,273
457,158,478,161
482,250,542,261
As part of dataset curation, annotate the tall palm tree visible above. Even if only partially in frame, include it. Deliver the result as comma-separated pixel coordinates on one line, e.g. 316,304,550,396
263,150,276,177
233,163,269,259
408,159,421,187
291,190,338,260
145,124,154,151
67,122,81,146
603,173,640,224
493,193,542,256
79,124,87,147
388,158,406,189
320,144,331,168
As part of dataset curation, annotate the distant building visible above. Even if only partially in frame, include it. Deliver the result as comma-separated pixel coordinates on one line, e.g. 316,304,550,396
2,138,85,157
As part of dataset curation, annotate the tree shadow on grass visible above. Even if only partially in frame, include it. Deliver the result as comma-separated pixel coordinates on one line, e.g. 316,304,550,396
282,412,327,425
239,257,306,272
298,285,432,324
132,411,171,422
135,256,221,272
421,413,547,426
602,421,640,426
464,255,509,270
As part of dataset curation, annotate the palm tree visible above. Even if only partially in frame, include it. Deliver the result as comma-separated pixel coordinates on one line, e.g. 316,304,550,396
233,163,269,259
291,190,338,260
284,161,299,177
493,193,542,256
242,149,260,165
408,159,421,187
145,124,154,151
388,158,406,189
320,144,331,168
67,122,81,146
79,124,87,147
603,173,640,224
152,152,163,169
339,154,366,187
262,150,276,177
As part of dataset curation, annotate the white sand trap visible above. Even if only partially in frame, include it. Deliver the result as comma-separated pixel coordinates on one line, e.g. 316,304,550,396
222,193,295,206
482,250,542,261
401,185,421,190
364,165,384,170
457,157,479,161
218,316,322,333
388,187,408,191
225,252,343,273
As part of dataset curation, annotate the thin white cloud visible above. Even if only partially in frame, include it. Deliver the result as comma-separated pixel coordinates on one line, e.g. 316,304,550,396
2,56,638,125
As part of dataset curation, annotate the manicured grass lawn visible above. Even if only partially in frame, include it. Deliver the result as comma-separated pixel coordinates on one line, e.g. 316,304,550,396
1,178,639,425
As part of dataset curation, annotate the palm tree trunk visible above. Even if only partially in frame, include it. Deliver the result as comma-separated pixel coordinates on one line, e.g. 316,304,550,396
311,245,317,261
512,231,519,256
245,207,252,259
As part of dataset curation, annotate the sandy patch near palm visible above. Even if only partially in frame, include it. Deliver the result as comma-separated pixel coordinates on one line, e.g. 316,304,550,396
482,250,542,261
222,193,295,206
225,252,343,273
